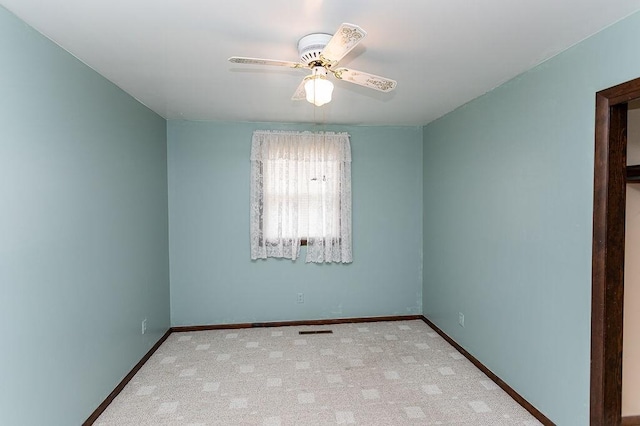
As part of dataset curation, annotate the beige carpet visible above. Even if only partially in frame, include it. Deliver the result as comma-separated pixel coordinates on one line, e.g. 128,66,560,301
95,320,542,425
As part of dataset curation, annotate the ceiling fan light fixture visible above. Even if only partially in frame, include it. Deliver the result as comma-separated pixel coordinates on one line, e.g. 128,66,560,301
304,66,333,107
229,23,396,106
305,76,333,107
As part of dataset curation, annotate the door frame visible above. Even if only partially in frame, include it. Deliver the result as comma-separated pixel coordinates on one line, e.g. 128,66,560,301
591,77,640,425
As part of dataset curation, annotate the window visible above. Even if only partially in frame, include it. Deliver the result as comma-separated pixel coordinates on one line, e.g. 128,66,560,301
250,131,352,263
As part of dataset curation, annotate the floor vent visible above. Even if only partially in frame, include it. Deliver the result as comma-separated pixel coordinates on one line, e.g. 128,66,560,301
299,330,333,335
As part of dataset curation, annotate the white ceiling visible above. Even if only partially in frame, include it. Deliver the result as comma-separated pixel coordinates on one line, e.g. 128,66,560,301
3,0,640,126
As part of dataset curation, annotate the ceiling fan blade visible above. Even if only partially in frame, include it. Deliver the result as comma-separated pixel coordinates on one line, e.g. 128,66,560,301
228,56,308,69
320,23,367,65
333,68,397,92
291,78,308,101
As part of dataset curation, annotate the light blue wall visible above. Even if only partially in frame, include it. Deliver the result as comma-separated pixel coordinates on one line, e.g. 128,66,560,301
0,6,170,425
168,121,423,326
422,11,640,426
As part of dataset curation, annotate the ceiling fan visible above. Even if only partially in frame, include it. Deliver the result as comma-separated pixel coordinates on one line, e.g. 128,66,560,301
228,23,397,107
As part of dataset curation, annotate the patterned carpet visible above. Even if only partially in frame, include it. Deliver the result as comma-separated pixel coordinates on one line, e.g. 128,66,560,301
95,320,542,425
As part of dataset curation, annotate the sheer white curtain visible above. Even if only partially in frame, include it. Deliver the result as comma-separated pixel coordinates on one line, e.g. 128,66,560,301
250,130,352,263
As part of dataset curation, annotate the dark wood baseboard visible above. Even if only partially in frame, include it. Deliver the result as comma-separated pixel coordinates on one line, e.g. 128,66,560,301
623,415,640,426
420,316,554,426
83,329,172,425
628,165,640,183
170,314,423,332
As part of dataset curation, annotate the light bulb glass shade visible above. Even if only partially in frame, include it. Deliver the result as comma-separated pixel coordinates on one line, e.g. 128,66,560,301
304,76,334,107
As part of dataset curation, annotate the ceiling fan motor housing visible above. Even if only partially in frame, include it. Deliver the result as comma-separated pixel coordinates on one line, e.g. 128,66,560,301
298,33,332,65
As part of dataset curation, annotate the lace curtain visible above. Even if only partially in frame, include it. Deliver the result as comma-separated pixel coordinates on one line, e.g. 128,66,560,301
250,130,352,263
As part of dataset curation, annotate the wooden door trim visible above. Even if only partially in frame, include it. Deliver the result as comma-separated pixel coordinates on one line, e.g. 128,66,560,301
591,77,640,425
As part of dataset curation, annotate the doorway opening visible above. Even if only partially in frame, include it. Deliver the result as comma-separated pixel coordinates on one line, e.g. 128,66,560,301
591,77,640,425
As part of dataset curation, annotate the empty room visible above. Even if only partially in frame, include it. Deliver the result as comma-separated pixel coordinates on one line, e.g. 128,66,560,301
2,1,640,425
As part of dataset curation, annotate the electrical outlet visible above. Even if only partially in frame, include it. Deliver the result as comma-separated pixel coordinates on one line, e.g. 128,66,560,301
142,318,147,334
458,312,465,328
297,293,304,304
